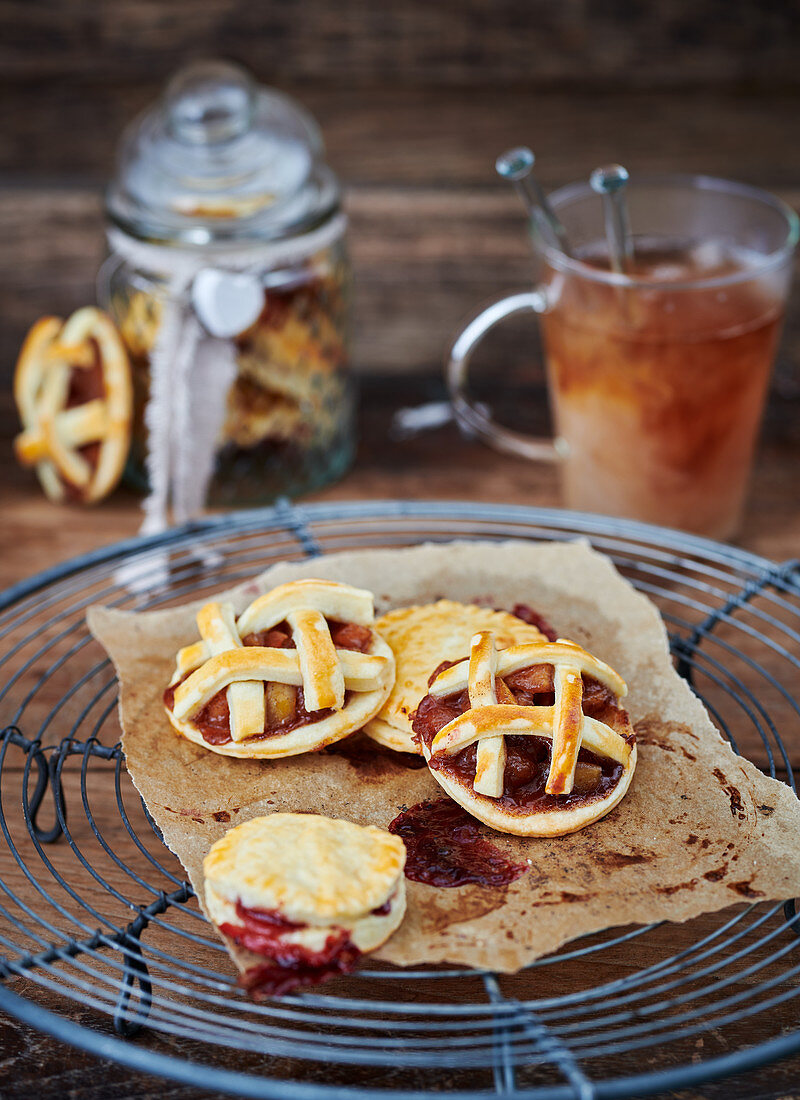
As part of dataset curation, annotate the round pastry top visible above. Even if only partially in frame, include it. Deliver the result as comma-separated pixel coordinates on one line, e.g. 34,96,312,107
106,60,340,246
203,813,407,925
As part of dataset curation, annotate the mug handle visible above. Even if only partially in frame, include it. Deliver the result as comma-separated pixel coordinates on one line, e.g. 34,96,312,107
446,289,558,462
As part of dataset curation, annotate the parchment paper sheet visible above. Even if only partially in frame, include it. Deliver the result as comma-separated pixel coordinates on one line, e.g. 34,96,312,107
88,540,800,974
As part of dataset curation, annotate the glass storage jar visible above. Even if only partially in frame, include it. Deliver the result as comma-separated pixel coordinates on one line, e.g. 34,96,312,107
101,61,354,513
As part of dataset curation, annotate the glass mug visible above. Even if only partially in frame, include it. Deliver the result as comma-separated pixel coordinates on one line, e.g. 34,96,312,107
447,174,798,540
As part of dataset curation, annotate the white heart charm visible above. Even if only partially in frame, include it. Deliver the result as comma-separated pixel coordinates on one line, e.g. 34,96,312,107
191,268,265,338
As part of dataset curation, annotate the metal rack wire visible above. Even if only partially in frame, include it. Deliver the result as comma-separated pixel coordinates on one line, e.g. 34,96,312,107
0,500,799,1099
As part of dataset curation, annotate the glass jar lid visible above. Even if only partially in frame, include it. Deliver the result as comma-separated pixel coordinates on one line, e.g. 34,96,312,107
106,60,340,246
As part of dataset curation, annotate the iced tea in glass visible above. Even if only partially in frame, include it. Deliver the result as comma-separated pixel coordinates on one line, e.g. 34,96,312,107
447,175,797,539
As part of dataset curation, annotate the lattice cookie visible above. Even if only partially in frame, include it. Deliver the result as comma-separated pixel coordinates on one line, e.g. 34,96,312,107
413,632,637,836
164,579,395,758
13,308,132,504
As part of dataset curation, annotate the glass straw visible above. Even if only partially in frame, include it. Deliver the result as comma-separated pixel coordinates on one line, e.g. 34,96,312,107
496,147,571,256
589,164,634,274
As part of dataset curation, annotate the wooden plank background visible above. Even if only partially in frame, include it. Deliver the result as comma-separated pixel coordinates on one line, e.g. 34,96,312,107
1,0,800,395
2,1,798,88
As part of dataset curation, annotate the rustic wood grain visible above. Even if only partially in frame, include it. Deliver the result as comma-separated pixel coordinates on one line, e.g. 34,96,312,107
2,373,799,578
2,86,800,388
2,0,798,89
5,84,800,183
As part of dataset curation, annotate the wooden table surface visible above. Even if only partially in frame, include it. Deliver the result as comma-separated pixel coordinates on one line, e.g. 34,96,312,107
2,372,799,590
0,373,799,1099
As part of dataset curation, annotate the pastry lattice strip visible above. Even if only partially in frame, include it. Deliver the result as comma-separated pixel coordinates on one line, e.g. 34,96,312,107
429,633,628,797
173,582,387,742
14,309,131,502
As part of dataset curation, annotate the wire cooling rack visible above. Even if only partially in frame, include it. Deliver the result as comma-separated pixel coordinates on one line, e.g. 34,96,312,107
1,500,799,1099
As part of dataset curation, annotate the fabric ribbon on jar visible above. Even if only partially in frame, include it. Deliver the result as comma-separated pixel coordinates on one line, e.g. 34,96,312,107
104,215,346,534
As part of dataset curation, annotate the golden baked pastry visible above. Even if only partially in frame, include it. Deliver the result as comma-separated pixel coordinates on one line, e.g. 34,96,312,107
223,376,303,448
413,631,637,836
13,308,132,503
204,813,407,995
172,194,276,219
164,579,395,758
117,290,162,359
239,314,343,394
364,601,548,754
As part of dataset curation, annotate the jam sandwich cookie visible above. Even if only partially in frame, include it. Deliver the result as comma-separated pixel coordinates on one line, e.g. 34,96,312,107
204,813,407,995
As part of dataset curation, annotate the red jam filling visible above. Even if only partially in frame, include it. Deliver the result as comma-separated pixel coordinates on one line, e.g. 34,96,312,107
220,900,362,998
325,733,428,770
61,338,105,497
240,904,303,928
240,939,362,999
511,603,558,641
164,619,372,745
389,799,528,887
412,664,632,815
370,891,396,916
65,339,105,409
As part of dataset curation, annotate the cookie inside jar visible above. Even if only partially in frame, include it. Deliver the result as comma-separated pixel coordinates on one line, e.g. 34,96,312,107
218,257,353,503
109,249,353,505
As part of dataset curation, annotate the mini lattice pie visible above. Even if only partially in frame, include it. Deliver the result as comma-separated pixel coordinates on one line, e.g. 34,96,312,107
364,601,550,754
413,631,637,836
204,813,407,996
164,579,395,758
13,308,132,503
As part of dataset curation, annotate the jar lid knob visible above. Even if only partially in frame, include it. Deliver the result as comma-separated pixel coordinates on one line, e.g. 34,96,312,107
106,59,341,243
165,60,255,145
